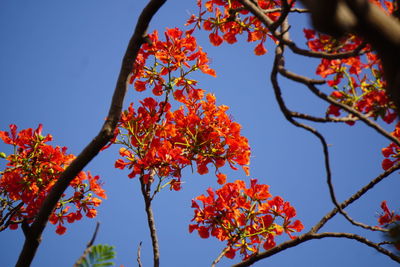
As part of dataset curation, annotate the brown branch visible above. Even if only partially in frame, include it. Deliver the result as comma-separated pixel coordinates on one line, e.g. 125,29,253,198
140,170,160,267
15,1,167,266
137,241,143,267
272,26,383,233
0,202,24,232
273,20,396,231
277,66,400,147
292,112,357,123
211,247,229,267
231,232,400,267
311,162,400,233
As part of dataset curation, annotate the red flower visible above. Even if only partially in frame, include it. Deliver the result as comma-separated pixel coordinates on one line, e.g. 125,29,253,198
254,42,267,56
56,224,67,235
209,32,223,46
190,179,303,260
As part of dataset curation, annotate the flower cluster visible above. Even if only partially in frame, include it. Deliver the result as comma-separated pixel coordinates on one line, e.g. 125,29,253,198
381,122,400,170
189,179,303,260
0,124,106,235
114,26,302,259
115,90,250,189
113,28,250,190
378,201,400,227
186,0,286,55
378,201,400,251
131,27,216,95
304,28,396,124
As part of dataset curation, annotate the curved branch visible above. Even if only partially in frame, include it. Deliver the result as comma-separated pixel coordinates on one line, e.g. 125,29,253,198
211,247,229,267
231,232,400,267
272,26,383,233
311,162,400,233
274,21,396,231
140,170,160,267
277,66,400,147
15,1,167,266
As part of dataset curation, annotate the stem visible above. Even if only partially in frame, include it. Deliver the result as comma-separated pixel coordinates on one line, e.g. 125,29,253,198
211,247,229,267
140,170,160,267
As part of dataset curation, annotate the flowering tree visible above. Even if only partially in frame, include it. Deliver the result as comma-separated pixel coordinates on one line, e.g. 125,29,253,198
1,0,400,266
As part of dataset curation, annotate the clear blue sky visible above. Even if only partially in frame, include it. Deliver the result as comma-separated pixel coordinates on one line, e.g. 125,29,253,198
0,1,399,266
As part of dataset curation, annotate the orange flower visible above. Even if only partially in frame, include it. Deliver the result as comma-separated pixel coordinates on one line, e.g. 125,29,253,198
254,42,267,55
190,179,303,260
0,124,105,234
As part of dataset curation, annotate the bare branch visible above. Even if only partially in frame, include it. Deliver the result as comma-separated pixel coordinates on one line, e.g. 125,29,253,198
277,66,400,147
231,232,400,267
15,1,167,266
137,241,143,267
211,247,229,267
292,112,357,123
311,162,400,233
272,29,383,232
140,170,160,267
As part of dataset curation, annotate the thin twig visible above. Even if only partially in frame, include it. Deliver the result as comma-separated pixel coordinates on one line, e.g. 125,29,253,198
15,1,167,266
274,20,390,232
0,202,24,232
311,162,400,233
277,66,400,147
211,247,229,267
137,241,143,267
231,232,400,267
292,112,358,123
140,169,160,267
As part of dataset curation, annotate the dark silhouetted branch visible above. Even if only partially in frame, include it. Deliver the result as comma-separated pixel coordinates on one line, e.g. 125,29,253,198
15,1,167,266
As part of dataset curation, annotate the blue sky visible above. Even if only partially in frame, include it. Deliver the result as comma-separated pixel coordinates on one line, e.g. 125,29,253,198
0,1,399,266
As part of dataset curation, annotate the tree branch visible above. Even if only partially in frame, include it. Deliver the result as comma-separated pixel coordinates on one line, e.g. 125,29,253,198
311,162,400,233
140,170,160,267
211,247,229,267
277,66,400,147
137,241,143,267
231,232,400,267
15,1,167,266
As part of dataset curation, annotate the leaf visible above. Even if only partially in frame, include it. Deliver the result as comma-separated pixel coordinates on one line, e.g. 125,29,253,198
75,244,116,267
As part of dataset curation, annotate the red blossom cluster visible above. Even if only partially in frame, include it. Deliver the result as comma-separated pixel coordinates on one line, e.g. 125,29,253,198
186,0,286,55
111,24,303,258
381,122,400,170
378,201,400,250
304,27,396,124
131,27,216,95
114,28,250,189
189,179,304,260
115,92,250,189
0,124,106,235
379,201,400,226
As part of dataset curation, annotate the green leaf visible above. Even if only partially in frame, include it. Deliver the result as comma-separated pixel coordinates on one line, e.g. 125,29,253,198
75,244,116,267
